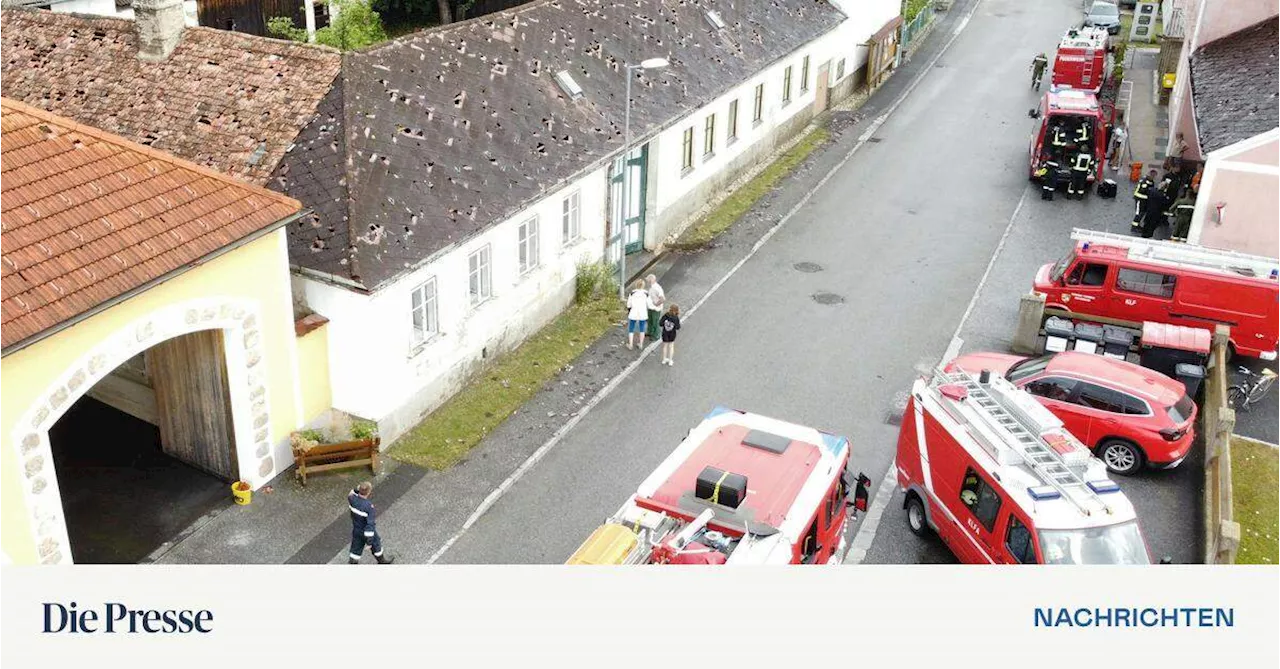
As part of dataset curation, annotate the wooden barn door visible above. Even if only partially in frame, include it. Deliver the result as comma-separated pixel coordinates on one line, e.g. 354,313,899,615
814,62,831,113
147,330,239,481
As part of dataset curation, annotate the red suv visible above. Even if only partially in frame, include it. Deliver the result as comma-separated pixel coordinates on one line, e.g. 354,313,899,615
946,351,1197,475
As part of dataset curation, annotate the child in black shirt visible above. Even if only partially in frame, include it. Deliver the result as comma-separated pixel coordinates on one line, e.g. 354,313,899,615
659,304,681,366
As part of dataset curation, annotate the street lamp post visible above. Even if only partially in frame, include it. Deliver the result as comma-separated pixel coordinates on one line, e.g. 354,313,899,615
617,57,669,299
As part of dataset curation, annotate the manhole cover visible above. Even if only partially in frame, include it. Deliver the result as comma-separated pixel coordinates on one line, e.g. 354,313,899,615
812,292,845,305
793,261,824,273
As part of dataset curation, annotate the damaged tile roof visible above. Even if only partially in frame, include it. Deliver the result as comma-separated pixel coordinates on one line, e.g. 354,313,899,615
0,98,303,352
0,8,342,185
278,0,845,290
1190,17,1279,154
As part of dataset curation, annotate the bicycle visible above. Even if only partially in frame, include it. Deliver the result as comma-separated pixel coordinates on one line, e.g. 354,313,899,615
1228,366,1277,411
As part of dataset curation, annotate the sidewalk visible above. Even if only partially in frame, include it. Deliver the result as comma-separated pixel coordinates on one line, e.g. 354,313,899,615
154,0,982,564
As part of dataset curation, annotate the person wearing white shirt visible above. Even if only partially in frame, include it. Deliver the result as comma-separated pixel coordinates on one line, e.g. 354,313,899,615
644,274,665,341
625,280,650,350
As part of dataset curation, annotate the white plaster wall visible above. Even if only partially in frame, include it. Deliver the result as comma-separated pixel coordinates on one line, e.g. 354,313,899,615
51,0,199,26
643,24,858,246
297,166,609,441
830,0,904,74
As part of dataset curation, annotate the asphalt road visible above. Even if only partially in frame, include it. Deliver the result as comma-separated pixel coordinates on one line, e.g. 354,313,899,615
434,0,1112,565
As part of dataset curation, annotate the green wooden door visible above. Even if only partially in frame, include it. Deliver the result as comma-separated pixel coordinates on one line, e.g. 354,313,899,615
609,145,648,254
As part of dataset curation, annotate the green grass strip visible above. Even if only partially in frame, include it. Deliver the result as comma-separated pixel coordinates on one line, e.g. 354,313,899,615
670,126,830,251
1230,436,1279,565
388,295,619,470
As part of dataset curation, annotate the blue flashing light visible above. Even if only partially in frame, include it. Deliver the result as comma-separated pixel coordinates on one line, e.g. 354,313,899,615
1088,479,1122,494
704,406,738,420
1082,241,1091,251
1270,268,1277,280
819,432,849,456
1028,485,1061,501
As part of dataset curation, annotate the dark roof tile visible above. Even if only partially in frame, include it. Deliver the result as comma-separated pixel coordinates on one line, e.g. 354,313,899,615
1190,17,1279,154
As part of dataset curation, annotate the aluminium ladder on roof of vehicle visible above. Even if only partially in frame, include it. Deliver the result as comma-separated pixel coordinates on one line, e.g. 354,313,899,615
931,368,1112,516
1071,228,1280,278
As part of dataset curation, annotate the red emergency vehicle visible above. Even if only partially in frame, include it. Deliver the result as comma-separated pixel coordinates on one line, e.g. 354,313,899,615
1051,27,1112,93
1036,229,1280,360
1028,88,1113,186
896,367,1153,564
567,407,865,565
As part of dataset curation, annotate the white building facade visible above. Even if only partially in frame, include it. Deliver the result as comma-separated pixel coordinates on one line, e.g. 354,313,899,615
295,1,903,445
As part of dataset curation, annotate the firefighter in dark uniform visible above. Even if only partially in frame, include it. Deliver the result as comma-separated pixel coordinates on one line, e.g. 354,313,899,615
1170,185,1197,242
1131,169,1157,230
1067,149,1092,199
1049,122,1070,160
1030,52,1049,89
1141,183,1172,239
348,481,394,564
1038,157,1061,200
1074,120,1091,148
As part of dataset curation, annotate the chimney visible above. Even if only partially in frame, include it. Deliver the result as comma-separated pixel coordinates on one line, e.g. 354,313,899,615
134,0,185,62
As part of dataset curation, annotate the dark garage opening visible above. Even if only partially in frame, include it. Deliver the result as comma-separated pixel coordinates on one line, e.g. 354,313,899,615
48,396,230,564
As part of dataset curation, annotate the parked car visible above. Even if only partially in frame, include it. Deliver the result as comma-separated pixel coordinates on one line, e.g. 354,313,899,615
947,351,1197,476
1083,1,1123,35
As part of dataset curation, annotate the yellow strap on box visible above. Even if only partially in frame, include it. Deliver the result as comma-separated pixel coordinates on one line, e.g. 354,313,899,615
711,471,730,505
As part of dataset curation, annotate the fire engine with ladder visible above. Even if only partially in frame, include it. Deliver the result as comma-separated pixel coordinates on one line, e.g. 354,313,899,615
896,367,1154,564
1051,27,1113,93
567,407,868,565
1037,229,1280,359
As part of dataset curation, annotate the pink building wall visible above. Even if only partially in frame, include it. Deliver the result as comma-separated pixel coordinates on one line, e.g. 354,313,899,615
1166,0,1279,161
1189,133,1280,258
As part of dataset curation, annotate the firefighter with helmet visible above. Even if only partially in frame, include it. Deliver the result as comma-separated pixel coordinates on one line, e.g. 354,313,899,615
1037,156,1062,200
1030,52,1049,90
1131,169,1157,230
1067,149,1093,199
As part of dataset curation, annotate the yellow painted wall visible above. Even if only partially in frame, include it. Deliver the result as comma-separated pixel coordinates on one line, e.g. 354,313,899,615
1,230,307,564
297,324,333,425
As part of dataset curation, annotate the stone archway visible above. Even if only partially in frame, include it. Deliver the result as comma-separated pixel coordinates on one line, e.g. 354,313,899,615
11,297,275,565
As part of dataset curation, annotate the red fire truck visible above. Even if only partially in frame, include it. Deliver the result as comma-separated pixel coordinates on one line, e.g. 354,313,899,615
567,407,867,565
1051,27,1112,93
896,367,1153,564
1028,88,1113,188
1037,229,1280,360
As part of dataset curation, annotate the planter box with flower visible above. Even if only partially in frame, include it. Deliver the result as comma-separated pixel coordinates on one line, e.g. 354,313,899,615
290,416,381,485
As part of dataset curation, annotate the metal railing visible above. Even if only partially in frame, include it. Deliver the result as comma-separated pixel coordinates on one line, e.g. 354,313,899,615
900,5,936,56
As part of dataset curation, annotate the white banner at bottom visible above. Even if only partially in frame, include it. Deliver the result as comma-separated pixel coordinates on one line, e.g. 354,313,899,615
2,566,1276,667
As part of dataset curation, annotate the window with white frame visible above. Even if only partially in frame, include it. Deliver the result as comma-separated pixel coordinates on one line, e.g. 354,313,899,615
410,277,438,350
518,216,540,275
681,127,695,171
468,245,492,305
562,191,581,246
782,65,793,104
801,55,810,92
727,99,739,142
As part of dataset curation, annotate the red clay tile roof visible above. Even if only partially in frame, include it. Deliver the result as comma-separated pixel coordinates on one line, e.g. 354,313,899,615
1,98,303,351
0,8,341,186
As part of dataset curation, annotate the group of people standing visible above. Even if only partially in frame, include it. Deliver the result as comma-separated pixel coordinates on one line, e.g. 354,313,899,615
625,274,681,366
1131,149,1200,241
1038,116,1098,201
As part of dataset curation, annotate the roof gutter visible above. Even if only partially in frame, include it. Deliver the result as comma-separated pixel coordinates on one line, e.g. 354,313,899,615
1,209,311,358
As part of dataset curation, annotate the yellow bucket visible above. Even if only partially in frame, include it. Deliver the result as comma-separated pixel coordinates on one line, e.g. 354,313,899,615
231,481,252,505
